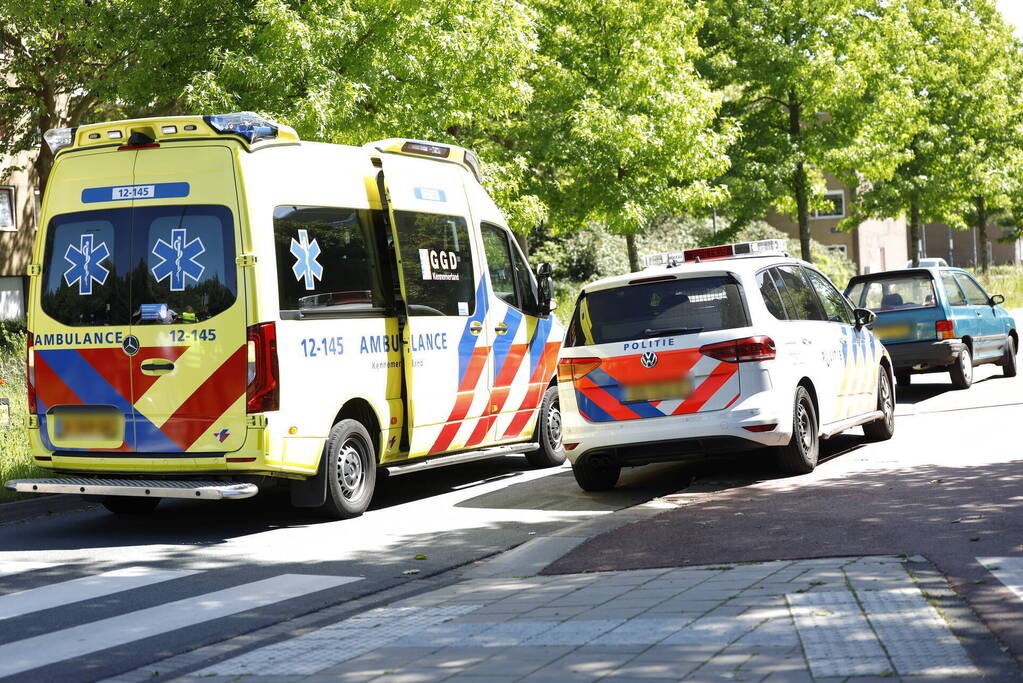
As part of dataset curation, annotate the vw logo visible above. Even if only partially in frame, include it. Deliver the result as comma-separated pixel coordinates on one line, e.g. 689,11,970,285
641,351,658,368
122,335,140,356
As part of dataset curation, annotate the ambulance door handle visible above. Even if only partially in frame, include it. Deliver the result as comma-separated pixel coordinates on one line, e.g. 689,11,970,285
469,321,483,336
495,323,509,335
140,361,175,375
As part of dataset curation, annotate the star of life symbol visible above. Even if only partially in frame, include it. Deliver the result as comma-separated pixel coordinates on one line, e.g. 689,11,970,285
63,234,110,296
290,229,323,290
152,228,206,292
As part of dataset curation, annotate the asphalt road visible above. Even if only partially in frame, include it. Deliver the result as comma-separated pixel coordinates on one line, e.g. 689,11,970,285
548,359,1023,669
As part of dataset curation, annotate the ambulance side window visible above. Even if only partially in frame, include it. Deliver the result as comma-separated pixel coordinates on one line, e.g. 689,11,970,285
481,224,518,307
393,211,475,316
273,205,387,318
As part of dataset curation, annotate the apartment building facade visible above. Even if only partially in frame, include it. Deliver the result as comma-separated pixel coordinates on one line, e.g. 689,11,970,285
0,148,38,320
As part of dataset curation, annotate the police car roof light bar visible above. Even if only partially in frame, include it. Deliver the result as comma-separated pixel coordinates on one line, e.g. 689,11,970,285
206,112,279,144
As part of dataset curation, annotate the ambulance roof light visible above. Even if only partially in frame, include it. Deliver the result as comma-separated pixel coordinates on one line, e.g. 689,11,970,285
44,127,75,154
205,112,279,144
401,140,450,158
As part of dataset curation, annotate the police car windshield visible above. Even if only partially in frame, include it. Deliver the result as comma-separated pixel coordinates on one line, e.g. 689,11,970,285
567,275,749,346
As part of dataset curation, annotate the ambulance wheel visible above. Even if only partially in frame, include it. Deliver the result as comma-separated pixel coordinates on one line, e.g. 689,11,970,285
322,419,376,519
527,386,566,468
101,496,160,515
774,387,818,475
863,367,895,442
1001,336,1017,378
950,346,973,389
572,461,620,491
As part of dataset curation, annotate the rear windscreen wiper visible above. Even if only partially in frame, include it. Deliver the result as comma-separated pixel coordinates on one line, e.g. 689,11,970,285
644,327,703,338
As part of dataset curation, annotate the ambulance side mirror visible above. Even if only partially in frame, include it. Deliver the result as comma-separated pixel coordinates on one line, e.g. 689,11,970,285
536,262,555,317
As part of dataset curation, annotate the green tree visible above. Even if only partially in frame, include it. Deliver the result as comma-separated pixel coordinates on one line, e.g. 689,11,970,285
512,0,732,271
0,0,251,193
698,0,918,263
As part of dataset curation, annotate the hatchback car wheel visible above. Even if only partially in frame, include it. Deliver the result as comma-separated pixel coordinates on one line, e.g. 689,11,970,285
950,346,973,389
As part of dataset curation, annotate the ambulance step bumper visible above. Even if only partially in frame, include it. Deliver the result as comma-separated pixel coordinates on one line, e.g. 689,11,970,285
4,478,258,500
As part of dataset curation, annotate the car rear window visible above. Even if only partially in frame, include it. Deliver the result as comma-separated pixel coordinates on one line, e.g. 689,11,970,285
566,275,749,346
846,274,937,311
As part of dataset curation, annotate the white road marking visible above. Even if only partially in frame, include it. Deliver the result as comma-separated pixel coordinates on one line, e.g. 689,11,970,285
787,590,891,677
0,573,361,678
0,566,200,621
979,556,1023,602
0,561,55,577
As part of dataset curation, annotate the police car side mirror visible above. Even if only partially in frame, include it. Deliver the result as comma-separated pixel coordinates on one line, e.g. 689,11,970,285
854,307,876,330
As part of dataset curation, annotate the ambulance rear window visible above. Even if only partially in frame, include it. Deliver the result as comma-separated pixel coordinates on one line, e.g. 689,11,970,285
566,275,749,346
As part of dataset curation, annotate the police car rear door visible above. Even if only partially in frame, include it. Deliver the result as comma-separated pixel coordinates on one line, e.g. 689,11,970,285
126,145,248,453
378,154,493,457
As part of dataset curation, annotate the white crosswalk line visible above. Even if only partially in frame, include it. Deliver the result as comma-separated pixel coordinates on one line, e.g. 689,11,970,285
0,561,56,576
0,566,200,621
0,573,361,678
979,556,1023,602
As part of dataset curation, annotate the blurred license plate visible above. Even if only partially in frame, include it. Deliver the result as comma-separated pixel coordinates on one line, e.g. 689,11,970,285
53,411,120,441
624,379,692,403
875,324,911,340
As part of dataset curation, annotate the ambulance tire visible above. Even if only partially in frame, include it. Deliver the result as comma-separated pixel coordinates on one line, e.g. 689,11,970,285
774,387,819,475
321,419,377,519
101,496,160,515
527,386,567,468
572,461,621,491
862,367,895,442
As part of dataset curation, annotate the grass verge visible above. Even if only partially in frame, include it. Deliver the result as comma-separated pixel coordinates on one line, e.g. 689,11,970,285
0,324,44,501
975,265,1023,311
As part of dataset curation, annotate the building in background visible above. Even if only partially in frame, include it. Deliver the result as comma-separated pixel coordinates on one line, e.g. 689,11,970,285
0,148,38,321
920,221,1022,269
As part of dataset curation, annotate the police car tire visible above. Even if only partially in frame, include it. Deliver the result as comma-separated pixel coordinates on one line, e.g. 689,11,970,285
774,387,819,475
950,346,973,390
863,368,895,442
527,386,567,468
322,419,376,519
572,462,621,491
101,496,160,515
1001,337,1017,378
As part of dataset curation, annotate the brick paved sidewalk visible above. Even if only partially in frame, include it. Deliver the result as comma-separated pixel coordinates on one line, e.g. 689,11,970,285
178,556,1014,682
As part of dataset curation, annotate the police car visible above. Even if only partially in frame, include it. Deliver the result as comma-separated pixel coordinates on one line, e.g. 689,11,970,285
558,240,895,491
9,112,565,517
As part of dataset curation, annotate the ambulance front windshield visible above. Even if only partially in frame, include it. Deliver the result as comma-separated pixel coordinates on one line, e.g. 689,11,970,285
567,275,749,346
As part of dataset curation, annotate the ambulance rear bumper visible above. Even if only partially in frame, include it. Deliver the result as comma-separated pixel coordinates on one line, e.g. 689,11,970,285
5,478,258,500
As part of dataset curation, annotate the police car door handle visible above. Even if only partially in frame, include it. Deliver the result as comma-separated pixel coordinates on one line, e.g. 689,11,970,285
495,323,509,335
469,321,483,336
802,338,812,345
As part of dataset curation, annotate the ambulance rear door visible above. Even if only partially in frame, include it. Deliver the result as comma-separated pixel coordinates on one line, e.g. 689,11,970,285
377,154,493,458
125,145,248,453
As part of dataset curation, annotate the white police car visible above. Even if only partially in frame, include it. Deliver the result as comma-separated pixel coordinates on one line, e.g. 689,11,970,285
557,239,895,491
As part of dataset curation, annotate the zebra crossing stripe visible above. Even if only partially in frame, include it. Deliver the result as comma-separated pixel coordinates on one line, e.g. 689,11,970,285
0,561,56,576
0,573,361,678
979,556,1023,601
0,566,200,621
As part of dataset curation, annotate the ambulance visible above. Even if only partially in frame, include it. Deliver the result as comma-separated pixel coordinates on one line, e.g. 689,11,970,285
558,240,895,491
7,112,565,517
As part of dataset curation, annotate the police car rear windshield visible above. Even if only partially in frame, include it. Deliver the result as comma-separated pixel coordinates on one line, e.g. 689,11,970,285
846,273,937,312
566,275,749,346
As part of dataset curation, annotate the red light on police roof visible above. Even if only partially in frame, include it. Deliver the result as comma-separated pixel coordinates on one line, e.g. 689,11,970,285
684,245,735,262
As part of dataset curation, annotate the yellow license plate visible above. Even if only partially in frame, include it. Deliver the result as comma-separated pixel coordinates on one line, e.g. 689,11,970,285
624,378,692,403
875,324,911,340
53,412,121,441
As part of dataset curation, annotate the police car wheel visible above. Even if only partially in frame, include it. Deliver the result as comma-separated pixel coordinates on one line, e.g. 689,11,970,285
527,386,567,468
572,461,621,491
322,419,377,519
774,387,818,475
100,496,160,515
1002,337,1017,378
863,368,895,442
950,346,973,389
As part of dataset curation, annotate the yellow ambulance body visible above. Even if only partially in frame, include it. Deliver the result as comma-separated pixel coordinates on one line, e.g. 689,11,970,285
9,113,564,517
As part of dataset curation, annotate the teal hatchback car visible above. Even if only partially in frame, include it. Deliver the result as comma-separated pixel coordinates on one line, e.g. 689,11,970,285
845,268,1016,389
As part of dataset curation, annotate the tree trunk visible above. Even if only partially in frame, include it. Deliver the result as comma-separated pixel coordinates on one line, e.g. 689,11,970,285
975,195,989,273
909,202,920,267
514,229,529,257
787,93,811,263
625,233,640,273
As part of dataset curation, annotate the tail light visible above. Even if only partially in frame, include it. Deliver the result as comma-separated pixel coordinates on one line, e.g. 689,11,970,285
935,320,954,340
246,322,279,413
557,357,602,383
25,332,36,415
700,336,776,363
